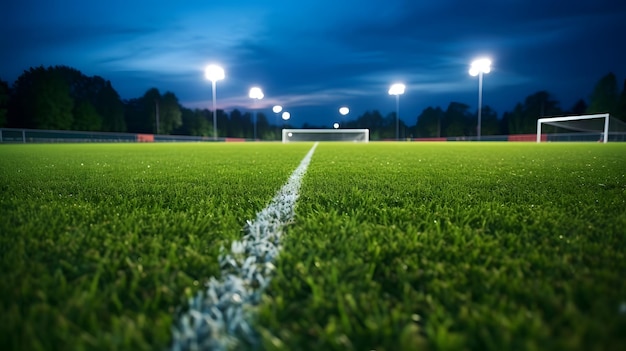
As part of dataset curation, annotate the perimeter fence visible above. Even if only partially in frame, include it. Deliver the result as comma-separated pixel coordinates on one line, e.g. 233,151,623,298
1,128,625,143
0,128,246,143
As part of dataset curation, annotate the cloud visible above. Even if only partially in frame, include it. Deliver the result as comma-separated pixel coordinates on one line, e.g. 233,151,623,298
2,0,625,127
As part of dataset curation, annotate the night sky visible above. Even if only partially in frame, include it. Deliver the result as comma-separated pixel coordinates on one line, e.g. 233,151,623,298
2,0,625,127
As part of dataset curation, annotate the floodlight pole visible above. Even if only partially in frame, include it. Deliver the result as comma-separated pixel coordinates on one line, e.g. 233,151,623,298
388,83,406,141
205,64,225,141
155,99,160,134
273,105,283,140
211,80,217,140
249,87,264,141
253,101,257,141
469,58,491,141
477,71,483,140
395,94,400,141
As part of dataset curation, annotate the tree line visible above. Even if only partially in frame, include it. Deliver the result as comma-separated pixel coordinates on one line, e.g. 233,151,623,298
1,66,625,140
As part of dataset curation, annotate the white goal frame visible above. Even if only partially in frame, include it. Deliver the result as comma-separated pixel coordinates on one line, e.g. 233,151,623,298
282,129,369,143
536,113,610,143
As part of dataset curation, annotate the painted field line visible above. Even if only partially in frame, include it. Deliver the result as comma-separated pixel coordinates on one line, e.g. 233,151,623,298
171,142,319,351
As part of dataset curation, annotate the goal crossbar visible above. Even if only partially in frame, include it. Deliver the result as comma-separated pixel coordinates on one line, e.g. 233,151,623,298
537,113,610,143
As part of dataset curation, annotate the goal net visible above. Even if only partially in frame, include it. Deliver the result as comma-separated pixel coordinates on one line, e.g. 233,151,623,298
282,129,369,143
536,113,626,143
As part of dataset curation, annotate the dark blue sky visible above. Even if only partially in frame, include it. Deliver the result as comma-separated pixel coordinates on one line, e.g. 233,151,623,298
2,0,625,127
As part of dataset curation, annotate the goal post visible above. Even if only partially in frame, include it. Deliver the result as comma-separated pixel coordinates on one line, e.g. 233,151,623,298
282,129,369,143
537,113,610,143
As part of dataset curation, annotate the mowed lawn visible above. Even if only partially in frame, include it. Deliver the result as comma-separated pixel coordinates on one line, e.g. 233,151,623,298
1,142,625,351
257,142,626,351
0,142,313,351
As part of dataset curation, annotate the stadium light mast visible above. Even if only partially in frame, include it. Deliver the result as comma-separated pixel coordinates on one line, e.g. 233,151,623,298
205,64,225,140
388,83,406,140
273,105,283,139
249,87,264,140
469,58,491,141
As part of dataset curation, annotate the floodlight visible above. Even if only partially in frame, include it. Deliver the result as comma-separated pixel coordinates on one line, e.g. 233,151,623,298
388,83,406,96
205,64,225,82
282,111,290,120
339,107,349,115
469,58,491,76
333,123,340,129
249,87,264,100
272,105,283,113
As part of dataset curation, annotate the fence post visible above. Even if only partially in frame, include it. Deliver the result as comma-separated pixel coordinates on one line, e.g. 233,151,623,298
22,129,26,143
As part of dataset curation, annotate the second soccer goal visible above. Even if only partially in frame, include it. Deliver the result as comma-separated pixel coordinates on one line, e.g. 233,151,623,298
536,113,626,143
282,129,369,143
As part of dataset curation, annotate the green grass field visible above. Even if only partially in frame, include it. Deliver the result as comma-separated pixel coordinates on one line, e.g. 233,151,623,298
1,142,625,351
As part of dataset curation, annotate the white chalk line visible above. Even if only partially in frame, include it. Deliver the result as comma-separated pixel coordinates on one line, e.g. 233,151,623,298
171,142,319,351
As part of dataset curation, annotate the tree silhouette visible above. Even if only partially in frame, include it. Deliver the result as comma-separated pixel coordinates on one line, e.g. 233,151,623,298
0,79,8,127
587,72,618,115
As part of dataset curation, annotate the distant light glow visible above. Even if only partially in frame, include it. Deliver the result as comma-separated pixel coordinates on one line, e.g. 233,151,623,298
333,122,340,129
282,111,290,120
205,64,225,82
388,83,406,96
288,132,293,137
272,105,283,113
469,58,492,76
339,107,349,115
249,87,264,100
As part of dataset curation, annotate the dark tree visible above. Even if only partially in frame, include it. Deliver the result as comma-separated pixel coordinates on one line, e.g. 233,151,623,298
443,102,472,137
175,107,212,136
343,110,386,140
0,79,8,127
415,106,444,138
53,66,128,132
123,98,146,133
73,101,102,131
479,106,499,136
499,111,511,135
159,92,182,134
505,103,525,134
616,78,626,122
9,66,126,132
587,72,619,115
143,88,161,134
10,66,74,129
96,81,126,132
569,99,588,115
506,91,562,134
229,109,245,137
256,112,273,140
123,88,168,134
240,112,254,138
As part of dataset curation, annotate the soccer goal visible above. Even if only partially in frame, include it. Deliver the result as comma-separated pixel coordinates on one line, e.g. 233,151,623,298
282,129,369,143
536,113,626,143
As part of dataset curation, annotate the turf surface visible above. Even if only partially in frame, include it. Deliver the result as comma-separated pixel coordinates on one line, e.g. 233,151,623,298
0,143,312,351
1,142,625,351
257,142,626,351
